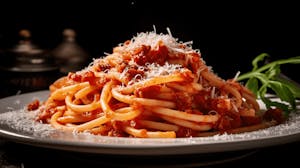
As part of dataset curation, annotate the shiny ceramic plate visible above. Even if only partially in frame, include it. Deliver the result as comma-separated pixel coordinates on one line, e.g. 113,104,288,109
0,90,300,155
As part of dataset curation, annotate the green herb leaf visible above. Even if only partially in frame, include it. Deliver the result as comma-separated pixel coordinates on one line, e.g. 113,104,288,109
259,86,290,115
269,81,295,109
245,77,258,97
275,75,300,98
237,54,300,114
265,64,280,79
252,53,269,71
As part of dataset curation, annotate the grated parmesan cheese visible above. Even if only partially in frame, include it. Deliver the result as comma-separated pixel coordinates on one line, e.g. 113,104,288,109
143,62,183,78
74,29,205,88
0,108,56,138
124,31,196,57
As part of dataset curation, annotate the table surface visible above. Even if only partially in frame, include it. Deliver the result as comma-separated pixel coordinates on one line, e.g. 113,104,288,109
0,139,299,168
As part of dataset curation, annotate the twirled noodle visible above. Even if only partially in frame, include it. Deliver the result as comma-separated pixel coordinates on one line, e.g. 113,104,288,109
31,31,274,138
111,88,176,108
65,95,101,113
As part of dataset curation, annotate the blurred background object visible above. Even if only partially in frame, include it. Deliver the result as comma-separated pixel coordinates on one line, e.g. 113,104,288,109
52,28,89,74
0,29,60,98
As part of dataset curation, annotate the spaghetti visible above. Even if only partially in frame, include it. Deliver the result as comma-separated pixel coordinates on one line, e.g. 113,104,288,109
29,31,282,138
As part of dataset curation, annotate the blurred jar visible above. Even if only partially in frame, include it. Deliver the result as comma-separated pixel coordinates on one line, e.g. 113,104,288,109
0,29,60,97
52,28,89,75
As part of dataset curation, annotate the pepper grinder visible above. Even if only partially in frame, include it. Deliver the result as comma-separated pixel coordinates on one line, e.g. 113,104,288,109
52,29,89,74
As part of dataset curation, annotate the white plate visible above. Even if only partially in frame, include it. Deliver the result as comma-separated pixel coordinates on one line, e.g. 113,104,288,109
0,90,300,155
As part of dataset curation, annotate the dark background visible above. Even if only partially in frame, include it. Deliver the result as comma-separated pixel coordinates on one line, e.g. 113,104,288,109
0,1,299,95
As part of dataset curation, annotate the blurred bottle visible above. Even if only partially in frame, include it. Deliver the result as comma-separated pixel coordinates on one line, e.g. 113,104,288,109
0,29,60,98
52,28,89,75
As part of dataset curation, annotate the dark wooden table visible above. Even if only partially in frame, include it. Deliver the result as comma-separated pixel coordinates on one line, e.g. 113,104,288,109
1,139,299,168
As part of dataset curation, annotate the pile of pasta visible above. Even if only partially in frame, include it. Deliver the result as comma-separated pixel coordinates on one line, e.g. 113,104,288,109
29,31,281,138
